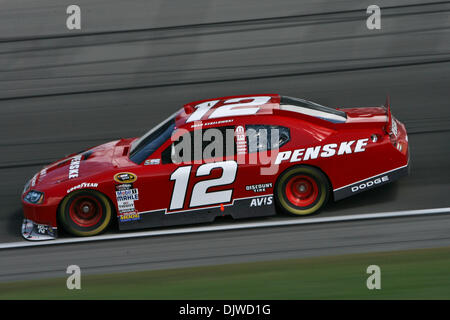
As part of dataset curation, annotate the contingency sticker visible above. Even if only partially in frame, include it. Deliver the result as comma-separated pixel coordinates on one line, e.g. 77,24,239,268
119,212,141,222
246,183,273,193
235,125,247,155
116,188,139,215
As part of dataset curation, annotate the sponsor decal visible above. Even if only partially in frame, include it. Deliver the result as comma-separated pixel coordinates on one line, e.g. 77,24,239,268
68,155,82,179
67,182,99,194
119,212,141,222
115,183,133,191
37,224,48,234
116,189,139,202
250,195,273,207
351,175,389,192
333,164,408,201
235,126,247,155
144,158,160,165
114,172,137,184
274,138,369,164
117,200,136,214
246,183,273,193
116,187,139,214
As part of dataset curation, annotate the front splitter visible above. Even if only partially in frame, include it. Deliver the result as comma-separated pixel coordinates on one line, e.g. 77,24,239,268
21,219,57,241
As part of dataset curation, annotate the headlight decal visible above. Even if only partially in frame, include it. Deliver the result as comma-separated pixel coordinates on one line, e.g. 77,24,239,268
24,190,44,204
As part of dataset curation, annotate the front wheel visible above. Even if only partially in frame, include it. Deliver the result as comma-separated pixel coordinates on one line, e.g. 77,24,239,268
58,190,112,236
275,165,330,216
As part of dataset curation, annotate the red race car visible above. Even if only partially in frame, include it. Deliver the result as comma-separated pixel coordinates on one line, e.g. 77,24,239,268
22,94,409,240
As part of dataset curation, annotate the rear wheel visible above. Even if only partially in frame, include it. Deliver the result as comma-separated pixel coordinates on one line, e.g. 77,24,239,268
58,190,112,236
275,166,330,216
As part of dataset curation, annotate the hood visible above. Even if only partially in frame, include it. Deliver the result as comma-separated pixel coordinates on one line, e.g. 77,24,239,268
30,138,136,190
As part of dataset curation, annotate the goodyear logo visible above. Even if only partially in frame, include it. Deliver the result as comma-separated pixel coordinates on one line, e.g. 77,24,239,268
119,212,140,222
114,172,137,184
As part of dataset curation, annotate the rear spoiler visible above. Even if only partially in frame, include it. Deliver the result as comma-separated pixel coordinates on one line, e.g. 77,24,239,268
384,95,398,136
384,95,392,135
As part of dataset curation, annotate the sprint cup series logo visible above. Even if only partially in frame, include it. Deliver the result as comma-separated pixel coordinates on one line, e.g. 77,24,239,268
114,172,137,184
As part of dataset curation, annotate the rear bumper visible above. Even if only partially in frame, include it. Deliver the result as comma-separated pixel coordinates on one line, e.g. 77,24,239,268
333,161,409,201
333,114,410,201
22,219,57,241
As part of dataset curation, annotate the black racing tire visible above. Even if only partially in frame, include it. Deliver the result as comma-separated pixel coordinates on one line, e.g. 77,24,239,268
58,189,112,237
275,165,330,216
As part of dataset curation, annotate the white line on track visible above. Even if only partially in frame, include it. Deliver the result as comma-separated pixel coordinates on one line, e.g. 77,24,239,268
1,207,449,250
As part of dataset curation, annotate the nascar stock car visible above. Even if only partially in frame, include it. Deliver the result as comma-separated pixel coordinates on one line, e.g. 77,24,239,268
22,94,409,240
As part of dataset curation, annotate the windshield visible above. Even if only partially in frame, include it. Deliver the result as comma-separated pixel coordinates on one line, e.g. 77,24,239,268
129,113,177,164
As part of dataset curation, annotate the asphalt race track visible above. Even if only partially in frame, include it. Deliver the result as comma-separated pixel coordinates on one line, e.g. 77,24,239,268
0,0,449,281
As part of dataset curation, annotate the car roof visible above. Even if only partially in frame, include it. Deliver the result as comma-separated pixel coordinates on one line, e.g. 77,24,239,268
175,94,347,129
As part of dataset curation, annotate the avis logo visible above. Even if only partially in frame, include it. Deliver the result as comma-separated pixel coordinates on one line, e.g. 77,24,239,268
250,196,273,207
